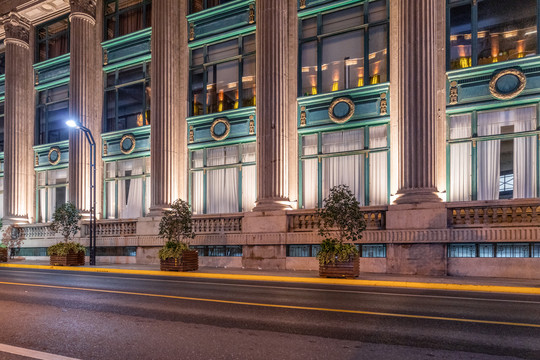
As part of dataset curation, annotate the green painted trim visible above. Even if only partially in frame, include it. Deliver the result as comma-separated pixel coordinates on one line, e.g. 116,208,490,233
447,55,540,81
0,96,4,102
188,25,256,48
101,125,151,140
33,53,71,71
188,135,256,150
103,54,152,72
446,95,540,114
35,77,70,91
298,0,366,18
297,83,390,106
102,151,151,162
297,116,389,134
0,75,5,82
187,0,252,21
187,107,256,125
101,27,152,50
33,140,69,153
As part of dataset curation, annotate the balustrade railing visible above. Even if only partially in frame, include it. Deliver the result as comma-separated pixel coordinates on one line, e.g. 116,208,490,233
17,224,57,239
447,200,540,227
82,220,137,237
192,214,243,233
287,206,387,232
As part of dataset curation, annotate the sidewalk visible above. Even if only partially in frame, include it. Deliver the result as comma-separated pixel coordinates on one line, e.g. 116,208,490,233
1,259,540,295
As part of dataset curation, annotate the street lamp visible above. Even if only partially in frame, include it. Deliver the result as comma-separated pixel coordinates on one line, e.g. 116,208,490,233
66,119,97,266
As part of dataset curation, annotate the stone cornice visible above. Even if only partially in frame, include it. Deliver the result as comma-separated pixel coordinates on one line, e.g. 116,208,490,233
1,12,30,44
69,0,96,18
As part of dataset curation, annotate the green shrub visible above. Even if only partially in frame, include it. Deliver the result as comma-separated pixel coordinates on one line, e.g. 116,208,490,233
158,241,191,261
158,199,195,260
47,241,86,256
316,185,366,265
0,244,6,249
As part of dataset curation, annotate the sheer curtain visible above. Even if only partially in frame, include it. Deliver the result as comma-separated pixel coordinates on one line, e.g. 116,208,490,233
302,135,318,208
106,181,116,219
369,126,388,205
322,129,364,204
513,107,537,198
207,146,238,213
118,159,143,219
191,172,204,214
0,178,3,219
449,114,472,201
241,165,256,211
477,117,500,200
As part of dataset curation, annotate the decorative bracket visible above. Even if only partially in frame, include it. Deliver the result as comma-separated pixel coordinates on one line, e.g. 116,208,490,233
249,4,255,24
449,81,458,105
189,23,195,41
379,93,387,115
300,106,307,126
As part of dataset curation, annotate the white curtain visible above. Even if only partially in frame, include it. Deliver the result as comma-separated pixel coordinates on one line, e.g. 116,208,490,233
191,171,204,214
514,114,537,198
106,181,116,219
449,114,472,201
118,159,143,219
207,146,239,213
322,129,364,204
369,126,388,205
47,169,68,221
0,178,3,219
39,188,46,223
145,176,151,215
303,159,318,208
241,165,256,211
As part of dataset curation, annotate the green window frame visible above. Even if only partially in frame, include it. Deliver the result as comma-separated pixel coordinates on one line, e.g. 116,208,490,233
299,124,390,209
446,104,540,201
36,85,70,145
104,61,151,133
104,157,151,219
189,142,256,214
36,168,69,223
104,0,152,41
298,0,389,97
36,15,70,63
189,33,256,116
447,0,540,70
449,243,539,258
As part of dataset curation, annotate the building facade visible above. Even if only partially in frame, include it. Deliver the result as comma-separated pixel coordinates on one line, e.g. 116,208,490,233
0,0,539,278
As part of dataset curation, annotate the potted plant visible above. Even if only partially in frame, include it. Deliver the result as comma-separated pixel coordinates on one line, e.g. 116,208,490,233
158,199,198,271
317,185,366,278
48,203,85,266
1,223,25,261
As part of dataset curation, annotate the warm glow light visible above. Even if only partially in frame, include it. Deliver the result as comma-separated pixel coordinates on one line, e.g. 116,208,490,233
503,30,518,39
345,58,358,66
301,66,310,73
321,64,328,71
464,33,472,40
525,29,537,36
242,76,254,82
478,31,487,39
332,81,339,91
450,35,458,42
516,39,525,57
227,82,238,89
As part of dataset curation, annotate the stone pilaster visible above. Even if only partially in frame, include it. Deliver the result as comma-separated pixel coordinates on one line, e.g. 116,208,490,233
394,0,441,204
69,0,101,215
148,0,187,216
1,13,34,223
253,0,292,211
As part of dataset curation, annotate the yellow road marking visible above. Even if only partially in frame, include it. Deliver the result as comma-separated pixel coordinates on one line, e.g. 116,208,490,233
1,263,540,295
0,280,539,329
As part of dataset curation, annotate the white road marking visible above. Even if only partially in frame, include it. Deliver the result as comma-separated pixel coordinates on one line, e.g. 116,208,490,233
0,343,81,360
1,268,540,305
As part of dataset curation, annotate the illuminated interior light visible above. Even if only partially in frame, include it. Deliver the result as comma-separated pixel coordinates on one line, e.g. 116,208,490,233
450,35,458,42
368,53,376,60
311,86,317,95
464,33,471,40
301,66,310,73
345,59,358,66
370,74,380,85
332,81,339,91
321,64,328,71
227,82,238,89
357,77,364,87
477,31,487,39
503,30,518,38
525,29,537,36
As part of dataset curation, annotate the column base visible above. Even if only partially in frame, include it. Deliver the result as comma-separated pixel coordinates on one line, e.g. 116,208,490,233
252,198,293,212
147,204,170,217
394,188,442,205
2,216,30,225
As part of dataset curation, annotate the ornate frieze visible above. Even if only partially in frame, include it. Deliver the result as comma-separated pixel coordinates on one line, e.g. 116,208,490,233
1,13,30,44
69,0,97,18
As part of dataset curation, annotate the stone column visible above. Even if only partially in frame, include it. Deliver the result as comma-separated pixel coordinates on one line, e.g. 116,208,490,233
148,0,188,216
253,0,292,211
69,0,101,215
1,13,34,223
394,0,441,204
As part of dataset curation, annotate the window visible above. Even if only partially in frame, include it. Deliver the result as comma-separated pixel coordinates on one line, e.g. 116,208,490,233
36,168,68,223
299,0,388,96
190,0,235,14
190,143,256,214
448,0,537,70
190,245,243,256
104,62,151,132
36,16,69,63
0,102,4,152
301,125,389,208
359,244,386,257
105,157,151,219
105,0,152,40
286,244,321,257
449,243,537,257
0,50,5,76
36,85,69,145
0,177,4,219
448,106,537,201
190,34,256,116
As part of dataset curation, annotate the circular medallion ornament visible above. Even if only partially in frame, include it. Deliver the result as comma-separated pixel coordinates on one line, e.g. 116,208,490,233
489,69,526,100
210,118,231,141
120,134,136,154
328,97,355,124
48,147,61,165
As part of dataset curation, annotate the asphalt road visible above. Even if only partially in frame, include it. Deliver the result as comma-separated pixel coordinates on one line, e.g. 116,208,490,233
0,268,538,360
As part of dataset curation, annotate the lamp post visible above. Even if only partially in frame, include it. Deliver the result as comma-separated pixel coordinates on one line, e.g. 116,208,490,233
66,120,97,266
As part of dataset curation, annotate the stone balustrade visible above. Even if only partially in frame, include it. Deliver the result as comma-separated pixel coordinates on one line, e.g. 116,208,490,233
82,220,137,237
17,224,57,239
287,206,387,232
447,199,540,228
192,214,243,234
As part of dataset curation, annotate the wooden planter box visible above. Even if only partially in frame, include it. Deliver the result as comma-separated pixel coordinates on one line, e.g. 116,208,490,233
50,251,85,266
160,250,199,272
319,255,359,278
0,248,7,262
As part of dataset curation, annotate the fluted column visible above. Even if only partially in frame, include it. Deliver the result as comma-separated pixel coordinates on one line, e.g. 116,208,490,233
148,0,187,215
394,0,441,204
253,0,292,211
69,0,101,215
1,13,34,223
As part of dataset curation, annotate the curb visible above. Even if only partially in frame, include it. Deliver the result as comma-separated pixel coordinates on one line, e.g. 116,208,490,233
1,263,539,295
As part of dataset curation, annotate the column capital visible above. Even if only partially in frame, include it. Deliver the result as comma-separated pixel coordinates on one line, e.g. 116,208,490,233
1,12,30,45
70,0,97,20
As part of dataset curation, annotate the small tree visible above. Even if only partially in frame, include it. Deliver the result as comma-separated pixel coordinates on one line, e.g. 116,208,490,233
1,224,25,259
316,185,366,265
158,199,195,260
50,203,82,242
